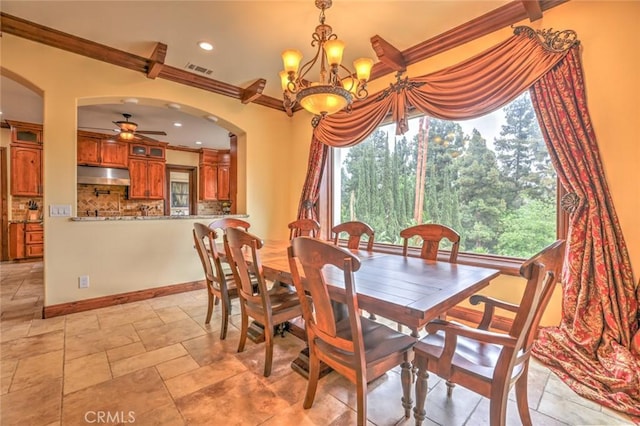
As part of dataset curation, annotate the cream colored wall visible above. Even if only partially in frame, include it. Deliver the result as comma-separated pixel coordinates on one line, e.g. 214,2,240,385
2,2,636,319
2,34,295,305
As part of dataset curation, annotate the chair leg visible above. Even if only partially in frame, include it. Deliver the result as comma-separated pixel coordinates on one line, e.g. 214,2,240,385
413,356,429,426
205,293,215,324
356,378,367,426
303,348,320,409
515,367,533,426
489,387,509,426
263,327,273,377
220,295,229,340
237,305,248,353
446,380,456,397
401,356,413,418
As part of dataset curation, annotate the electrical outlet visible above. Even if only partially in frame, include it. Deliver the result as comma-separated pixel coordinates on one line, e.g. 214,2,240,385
78,275,90,288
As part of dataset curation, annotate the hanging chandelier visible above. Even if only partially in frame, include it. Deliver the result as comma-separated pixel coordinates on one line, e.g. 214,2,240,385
280,0,374,117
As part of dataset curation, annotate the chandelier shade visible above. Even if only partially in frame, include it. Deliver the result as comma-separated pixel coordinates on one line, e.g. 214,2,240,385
280,0,373,119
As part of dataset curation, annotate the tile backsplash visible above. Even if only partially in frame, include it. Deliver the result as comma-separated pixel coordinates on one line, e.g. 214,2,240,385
11,196,43,221
77,184,222,216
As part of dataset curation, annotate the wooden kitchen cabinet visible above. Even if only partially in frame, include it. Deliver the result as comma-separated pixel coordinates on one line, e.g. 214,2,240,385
199,149,231,201
77,132,128,168
11,143,43,196
7,120,42,145
129,158,165,199
129,142,165,160
9,222,44,259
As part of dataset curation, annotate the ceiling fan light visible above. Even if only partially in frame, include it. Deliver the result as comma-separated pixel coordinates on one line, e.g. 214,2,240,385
119,131,135,140
120,122,137,132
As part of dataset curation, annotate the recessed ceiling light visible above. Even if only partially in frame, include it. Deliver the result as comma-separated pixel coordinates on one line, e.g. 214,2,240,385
122,98,138,104
166,103,181,110
195,141,203,145
173,122,182,127
205,115,218,122
198,41,214,51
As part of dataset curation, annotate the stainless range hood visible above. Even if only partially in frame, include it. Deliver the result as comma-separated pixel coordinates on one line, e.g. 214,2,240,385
77,166,131,186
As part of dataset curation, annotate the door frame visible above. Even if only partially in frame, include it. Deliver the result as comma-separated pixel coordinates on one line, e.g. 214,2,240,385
165,165,197,215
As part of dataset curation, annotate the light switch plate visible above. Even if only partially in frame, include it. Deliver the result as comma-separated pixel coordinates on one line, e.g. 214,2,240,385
49,204,72,217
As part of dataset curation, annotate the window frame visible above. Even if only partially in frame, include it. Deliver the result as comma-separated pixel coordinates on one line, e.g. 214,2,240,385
318,123,569,277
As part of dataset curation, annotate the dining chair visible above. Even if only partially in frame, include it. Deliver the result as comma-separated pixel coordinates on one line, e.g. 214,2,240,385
331,220,375,251
412,239,566,426
224,227,302,377
192,223,238,339
288,236,416,426
208,217,250,233
400,223,460,262
288,218,321,239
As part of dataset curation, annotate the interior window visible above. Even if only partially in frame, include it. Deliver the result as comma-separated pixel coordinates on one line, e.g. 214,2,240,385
332,92,558,259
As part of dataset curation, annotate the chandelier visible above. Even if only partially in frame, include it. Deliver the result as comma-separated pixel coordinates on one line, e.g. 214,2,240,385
280,0,374,117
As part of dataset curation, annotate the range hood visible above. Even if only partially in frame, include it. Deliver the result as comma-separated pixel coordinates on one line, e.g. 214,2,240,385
77,166,130,186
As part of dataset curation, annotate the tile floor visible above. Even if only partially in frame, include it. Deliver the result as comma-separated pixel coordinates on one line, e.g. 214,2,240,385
0,260,634,425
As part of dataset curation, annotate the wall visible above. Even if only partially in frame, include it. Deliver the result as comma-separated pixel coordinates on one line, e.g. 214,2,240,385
2,34,298,306
2,2,637,322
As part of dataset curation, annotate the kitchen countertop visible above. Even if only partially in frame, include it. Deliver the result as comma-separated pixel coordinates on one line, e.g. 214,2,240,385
70,214,248,222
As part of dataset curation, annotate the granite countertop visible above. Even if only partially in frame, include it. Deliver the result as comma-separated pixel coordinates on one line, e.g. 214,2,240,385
70,214,248,222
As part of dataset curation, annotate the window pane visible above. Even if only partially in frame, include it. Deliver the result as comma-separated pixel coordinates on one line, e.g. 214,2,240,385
332,92,557,258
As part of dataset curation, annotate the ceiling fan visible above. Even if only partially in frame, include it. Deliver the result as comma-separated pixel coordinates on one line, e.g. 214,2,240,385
80,113,167,141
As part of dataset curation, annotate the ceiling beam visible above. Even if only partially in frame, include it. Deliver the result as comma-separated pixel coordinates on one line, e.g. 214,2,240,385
241,78,266,104
521,0,543,21
368,0,568,81
146,42,167,79
0,12,286,113
370,35,406,72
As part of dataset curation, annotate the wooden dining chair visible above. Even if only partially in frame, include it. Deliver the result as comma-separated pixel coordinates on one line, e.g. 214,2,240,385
288,237,415,426
224,227,302,377
400,223,460,262
192,223,238,339
412,239,566,426
288,218,320,239
331,220,375,251
208,217,250,234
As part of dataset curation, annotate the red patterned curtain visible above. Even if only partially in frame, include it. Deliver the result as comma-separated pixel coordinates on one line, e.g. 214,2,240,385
295,135,328,220
530,48,640,420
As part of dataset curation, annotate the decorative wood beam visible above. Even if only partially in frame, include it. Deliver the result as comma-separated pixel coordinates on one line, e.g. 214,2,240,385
368,0,568,81
146,42,167,79
521,0,543,21
0,12,286,112
370,35,406,72
240,78,266,104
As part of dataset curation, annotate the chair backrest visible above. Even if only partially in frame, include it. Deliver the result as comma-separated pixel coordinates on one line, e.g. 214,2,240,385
208,218,250,234
400,223,460,262
224,227,270,309
511,239,566,352
193,222,227,291
288,218,321,239
331,221,375,251
288,237,365,366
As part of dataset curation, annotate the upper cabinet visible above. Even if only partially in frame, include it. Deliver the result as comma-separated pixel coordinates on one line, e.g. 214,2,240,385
128,140,167,200
8,121,43,196
199,149,231,201
7,120,43,145
77,131,128,168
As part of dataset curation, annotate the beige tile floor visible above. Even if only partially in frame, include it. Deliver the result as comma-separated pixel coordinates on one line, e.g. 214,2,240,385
0,260,634,425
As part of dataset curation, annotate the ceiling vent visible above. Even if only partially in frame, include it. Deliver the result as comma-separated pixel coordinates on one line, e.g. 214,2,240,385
185,62,213,75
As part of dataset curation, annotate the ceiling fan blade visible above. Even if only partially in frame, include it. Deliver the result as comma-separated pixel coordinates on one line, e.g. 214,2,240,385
135,134,160,142
136,130,167,135
79,126,118,132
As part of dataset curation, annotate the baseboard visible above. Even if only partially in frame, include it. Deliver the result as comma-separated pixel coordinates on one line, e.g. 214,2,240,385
43,280,206,318
447,306,513,332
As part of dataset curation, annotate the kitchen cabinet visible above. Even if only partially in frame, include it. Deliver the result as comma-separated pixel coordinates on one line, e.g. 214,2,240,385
128,140,167,199
77,132,128,168
11,143,43,196
7,120,42,145
129,158,165,199
9,222,43,259
199,149,231,201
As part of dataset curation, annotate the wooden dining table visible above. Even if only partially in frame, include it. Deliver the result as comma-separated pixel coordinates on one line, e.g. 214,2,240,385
254,240,501,377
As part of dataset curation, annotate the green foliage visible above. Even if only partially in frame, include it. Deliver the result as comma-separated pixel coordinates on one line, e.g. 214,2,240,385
338,92,557,258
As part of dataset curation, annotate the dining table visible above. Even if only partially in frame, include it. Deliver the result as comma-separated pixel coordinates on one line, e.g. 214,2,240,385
253,240,501,377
